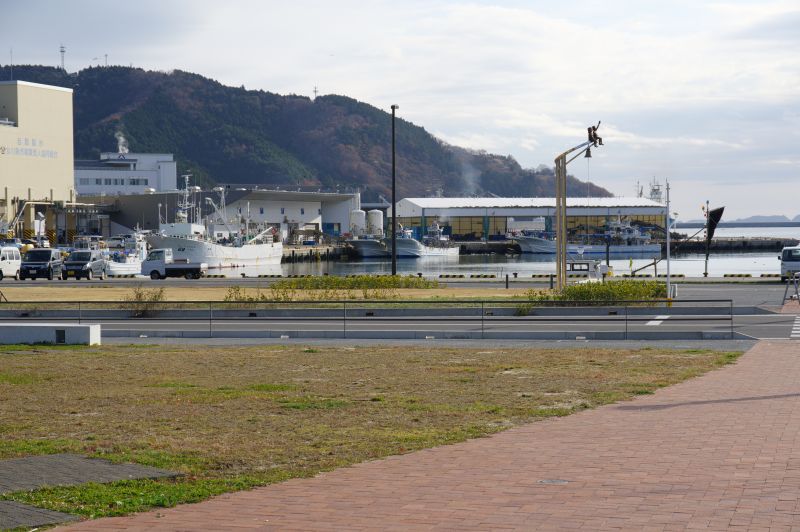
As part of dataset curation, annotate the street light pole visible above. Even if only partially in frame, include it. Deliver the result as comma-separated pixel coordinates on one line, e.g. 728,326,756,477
666,181,671,300
553,124,603,290
391,104,399,276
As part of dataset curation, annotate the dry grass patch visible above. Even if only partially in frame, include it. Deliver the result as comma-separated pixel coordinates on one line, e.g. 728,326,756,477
0,285,531,302
0,344,740,518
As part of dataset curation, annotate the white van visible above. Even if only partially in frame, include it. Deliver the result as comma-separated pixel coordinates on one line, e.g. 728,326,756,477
780,245,800,282
0,246,22,281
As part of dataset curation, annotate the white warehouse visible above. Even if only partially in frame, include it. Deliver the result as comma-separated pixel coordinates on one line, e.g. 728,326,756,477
84,188,359,242
75,152,177,196
392,197,666,241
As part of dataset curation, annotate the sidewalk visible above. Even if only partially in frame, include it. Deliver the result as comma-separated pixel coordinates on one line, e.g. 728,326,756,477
66,340,800,531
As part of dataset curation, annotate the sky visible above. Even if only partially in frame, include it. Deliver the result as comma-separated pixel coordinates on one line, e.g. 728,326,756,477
2,0,799,221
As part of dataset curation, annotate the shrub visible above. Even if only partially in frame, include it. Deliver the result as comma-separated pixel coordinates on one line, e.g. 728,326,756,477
517,280,667,314
124,284,166,317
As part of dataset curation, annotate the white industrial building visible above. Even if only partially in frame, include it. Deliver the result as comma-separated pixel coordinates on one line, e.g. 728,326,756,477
392,197,666,241
75,152,177,196
84,188,359,243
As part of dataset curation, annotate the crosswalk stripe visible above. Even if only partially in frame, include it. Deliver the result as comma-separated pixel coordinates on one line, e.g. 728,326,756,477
646,315,671,326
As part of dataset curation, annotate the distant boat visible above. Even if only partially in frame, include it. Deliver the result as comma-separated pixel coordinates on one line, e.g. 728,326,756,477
105,230,148,276
513,217,661,255
385,223,459,258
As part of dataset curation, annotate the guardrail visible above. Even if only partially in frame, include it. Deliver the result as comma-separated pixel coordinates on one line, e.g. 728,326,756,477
0,299,735,340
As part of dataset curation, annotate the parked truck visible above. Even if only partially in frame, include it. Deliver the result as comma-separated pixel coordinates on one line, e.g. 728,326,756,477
141,248,207,280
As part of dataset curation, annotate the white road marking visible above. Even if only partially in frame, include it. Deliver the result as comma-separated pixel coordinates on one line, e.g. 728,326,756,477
646,315,671,326
792,316,800,338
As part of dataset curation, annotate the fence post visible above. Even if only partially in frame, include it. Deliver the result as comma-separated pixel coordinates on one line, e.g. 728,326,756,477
78,301,81,325
730,300,734,339
624,303,628,340
481,301,484,339
343,301,347,339
549,274,554,290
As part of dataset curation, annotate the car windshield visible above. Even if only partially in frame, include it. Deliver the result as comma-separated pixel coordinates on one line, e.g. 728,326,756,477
783,249,800,261
68,251,92,261
25,250,53,262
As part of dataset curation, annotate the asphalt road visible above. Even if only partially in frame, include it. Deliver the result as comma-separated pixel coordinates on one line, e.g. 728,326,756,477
5,312,796,340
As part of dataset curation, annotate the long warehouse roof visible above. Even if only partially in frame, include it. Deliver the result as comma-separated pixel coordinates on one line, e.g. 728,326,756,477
401,197,664,208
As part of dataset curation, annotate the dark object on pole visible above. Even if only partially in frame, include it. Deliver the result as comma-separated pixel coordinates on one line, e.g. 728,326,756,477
391,104,399,275
704,206,724,278
705,207,725,243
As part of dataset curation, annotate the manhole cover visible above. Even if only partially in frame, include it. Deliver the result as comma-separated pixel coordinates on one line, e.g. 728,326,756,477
538,479,569,485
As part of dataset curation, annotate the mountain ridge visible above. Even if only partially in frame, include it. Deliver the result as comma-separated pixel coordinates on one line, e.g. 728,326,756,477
1,65,613,201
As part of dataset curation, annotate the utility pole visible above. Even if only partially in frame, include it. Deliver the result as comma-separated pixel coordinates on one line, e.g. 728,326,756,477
390,104,399,275
703,200,709,278
666,181,671,300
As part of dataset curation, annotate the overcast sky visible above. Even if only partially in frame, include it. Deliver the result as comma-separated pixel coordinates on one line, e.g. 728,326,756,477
3,0,799,220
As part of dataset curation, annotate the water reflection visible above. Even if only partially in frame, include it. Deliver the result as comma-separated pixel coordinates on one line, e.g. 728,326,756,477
281,252,782,278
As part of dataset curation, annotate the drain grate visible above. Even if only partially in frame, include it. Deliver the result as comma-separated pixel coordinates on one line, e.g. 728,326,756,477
538,479,569,485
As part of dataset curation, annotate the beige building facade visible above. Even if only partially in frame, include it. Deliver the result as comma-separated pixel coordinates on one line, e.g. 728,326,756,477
0,80,75,240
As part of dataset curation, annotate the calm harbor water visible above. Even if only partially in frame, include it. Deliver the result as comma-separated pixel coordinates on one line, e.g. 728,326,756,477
217,226,799,279
280,252,783,278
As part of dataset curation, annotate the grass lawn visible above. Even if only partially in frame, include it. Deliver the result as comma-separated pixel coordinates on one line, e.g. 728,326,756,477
0,344,740,520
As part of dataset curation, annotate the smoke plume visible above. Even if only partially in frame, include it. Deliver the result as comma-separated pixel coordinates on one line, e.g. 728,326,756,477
115,131,129,154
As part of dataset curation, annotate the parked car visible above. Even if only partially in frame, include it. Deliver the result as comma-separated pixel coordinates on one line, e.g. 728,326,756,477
780,245,800,282
0,246,22,281
19,248,63,280
62,250,107,280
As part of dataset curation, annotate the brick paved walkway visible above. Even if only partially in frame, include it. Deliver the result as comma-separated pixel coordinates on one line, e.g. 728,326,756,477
66,340,800,531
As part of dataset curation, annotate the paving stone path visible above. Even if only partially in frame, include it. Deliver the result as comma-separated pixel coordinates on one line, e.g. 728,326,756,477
65,340,800,530
0,453,179,494
0,454,179,529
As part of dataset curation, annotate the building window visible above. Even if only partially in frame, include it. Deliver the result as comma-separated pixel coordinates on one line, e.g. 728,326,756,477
259,207,264,215
95,178,102,185
280,207,285,215
318,208,322,215
104,178,111,185
300,208,305,215
79,178,89,185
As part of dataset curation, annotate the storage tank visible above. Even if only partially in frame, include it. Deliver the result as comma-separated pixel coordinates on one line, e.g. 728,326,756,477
367,209,384,236
349,209,366,236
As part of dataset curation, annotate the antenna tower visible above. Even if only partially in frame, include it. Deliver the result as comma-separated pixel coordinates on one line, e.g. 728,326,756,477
313,86,318,99
59,44,66,70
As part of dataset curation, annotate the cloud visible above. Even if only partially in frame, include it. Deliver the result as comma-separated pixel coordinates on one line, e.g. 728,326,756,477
2,0,798,217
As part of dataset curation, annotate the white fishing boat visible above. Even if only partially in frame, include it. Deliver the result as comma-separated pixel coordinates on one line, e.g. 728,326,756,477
146,179,283,269
513,217,661,255
105,231,148,276
385,223,460,258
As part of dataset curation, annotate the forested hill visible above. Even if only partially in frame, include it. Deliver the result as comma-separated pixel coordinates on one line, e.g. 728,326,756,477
1,65,612,200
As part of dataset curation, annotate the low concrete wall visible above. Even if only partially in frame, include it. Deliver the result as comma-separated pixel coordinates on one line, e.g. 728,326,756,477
0,323,101,345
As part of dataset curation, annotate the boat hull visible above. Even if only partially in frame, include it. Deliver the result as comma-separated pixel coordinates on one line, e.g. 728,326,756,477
514,236,661,255
382,238,460,258
146,235,283,269
346,238,390,258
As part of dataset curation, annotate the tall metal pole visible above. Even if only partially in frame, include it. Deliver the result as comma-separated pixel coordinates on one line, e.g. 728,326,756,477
703,199,709,278
666,181,671,299
391,104,398,275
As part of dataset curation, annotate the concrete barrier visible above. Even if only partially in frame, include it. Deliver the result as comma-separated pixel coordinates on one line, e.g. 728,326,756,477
0,323,101,345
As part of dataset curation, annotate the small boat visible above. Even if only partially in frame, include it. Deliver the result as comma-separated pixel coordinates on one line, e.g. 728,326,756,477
385,223,460,258
106,231,148,276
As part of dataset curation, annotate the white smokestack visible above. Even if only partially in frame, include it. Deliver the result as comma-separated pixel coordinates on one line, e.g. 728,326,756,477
114,131,129,154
